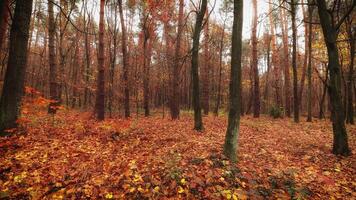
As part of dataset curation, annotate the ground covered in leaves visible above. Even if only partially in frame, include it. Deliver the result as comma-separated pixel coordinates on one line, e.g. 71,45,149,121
0,101,355,199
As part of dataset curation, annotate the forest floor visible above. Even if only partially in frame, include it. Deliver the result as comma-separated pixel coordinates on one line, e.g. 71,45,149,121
0,99,355,199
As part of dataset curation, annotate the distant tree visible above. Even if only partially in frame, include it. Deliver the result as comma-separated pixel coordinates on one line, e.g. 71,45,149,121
223,0,243,162
0,0,33,133
95,0,106,120
306,0,314,122
0,0,9,50
191,0,207,131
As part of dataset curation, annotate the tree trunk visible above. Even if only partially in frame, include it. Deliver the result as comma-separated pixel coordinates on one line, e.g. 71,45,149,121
0,0,9,51
299,0,308,112
291,0,299,122
191,0,207,131
48,0,61,114
345,16,354,124
306,2,313,122
316,0,351,156
95,0,105,120
118,0,130,118
251,0,260,117
0,0,33,133
170,0,184,119
202,9,210,115
280,2,291,117
223,0,243,163
214,24,225,116
268,0,282,108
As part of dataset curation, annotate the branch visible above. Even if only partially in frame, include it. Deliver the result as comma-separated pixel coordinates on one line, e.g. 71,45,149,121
335,0,355,31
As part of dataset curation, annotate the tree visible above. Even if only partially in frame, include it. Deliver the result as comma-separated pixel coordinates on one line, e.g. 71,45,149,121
0,0,33,133
48,0,61,114
306,1,314,122
202,9,210,115
223,0,243,162
191,0,207,131
170,0,184,119
118,0,130,118
345,5,354,124
0,0,9,50
280,1,291,117
251,0,260,117
315,0,353,156
95,0,106,120
290,0,299,122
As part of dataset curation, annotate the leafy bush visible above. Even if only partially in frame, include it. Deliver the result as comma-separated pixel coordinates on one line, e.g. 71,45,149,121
269,106,284,118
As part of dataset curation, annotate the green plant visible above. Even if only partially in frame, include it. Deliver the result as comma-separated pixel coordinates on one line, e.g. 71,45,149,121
269,106,284,118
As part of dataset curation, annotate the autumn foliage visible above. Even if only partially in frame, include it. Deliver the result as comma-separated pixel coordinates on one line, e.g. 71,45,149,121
0,91,355,199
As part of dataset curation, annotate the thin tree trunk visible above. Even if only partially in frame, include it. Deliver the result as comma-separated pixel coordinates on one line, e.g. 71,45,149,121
0,0,9,50
291,0,299,122
307,2,313,122
202,9,210,115
0,0,33,133
95,0,105,120
118,0,130,118
223,0,243,163
191,0,207,131
345,16,354,124
48,0,61,114
214,24,225,116
280,2,291,117
251,0,260,117
299,0,308,112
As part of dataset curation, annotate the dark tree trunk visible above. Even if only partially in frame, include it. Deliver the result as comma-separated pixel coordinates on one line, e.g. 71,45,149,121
345,16,354,124
191,0,207,131
48,0,61,114
291,0,299,122
251,0,260,117
319,67,328,119
316,0,351,156
118,0,130,118
95,0,105,120
0,0,33,133
223,0,243,163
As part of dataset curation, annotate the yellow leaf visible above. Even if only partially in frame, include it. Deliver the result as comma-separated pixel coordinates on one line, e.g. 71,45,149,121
129,187,136,193
105,193,113,199
177,186,184,194
232,194,238,200
180,178,186,185
153,186,160,193
226,193,232,199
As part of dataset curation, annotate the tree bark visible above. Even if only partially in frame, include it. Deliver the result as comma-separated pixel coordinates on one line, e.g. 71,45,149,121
0,0,9,51
316,0,351,156
280,2,291,117
345,16,354,124
118,0,130,118
95,0,106,120
291,0,299,122
0,0,33,133
202,9,210,115
223,0,243,163
191,0,207,131
214,23,225,116
48,0,61,114
251,0,260,117
170,0,184,119
307,1,313,122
